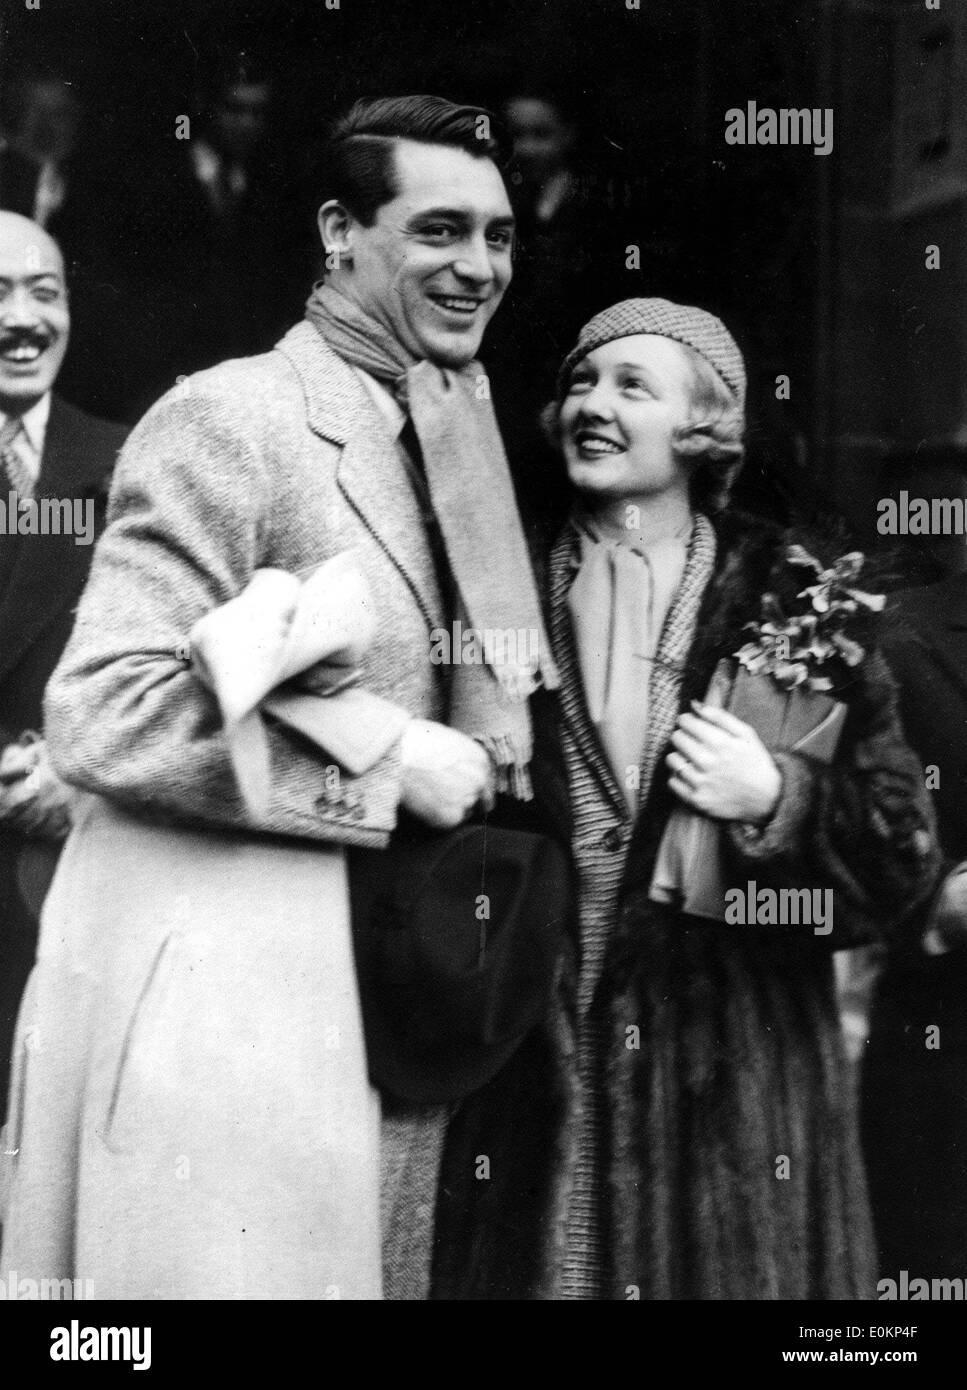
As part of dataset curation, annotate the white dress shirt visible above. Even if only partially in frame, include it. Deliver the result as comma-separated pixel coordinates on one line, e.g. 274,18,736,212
353,366,405,441
190,140,248,213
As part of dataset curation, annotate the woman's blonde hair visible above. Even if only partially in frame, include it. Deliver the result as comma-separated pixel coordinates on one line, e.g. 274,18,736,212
674,344,746,513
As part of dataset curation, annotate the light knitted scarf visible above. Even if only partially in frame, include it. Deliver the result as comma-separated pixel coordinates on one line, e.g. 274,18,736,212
306,283,559,797
567,516,690,814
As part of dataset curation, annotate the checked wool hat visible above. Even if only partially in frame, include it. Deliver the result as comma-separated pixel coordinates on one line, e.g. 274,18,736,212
557,297,746,408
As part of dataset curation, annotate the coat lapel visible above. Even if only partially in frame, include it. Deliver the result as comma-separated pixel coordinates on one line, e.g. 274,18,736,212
631,514,718,820
275,322,442,630
0,397,116,685
548,523,627,817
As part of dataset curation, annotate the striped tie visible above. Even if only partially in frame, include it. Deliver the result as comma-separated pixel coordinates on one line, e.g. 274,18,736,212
0,417,34,500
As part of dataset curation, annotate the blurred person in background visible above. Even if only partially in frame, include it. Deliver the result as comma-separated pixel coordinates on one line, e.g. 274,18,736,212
0,71,84,230
0,211,126,1118
57,57,299,424
485,84,618,543
862,460,967,1282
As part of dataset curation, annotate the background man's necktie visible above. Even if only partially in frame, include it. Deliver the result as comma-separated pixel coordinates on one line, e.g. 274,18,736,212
0,418,34,499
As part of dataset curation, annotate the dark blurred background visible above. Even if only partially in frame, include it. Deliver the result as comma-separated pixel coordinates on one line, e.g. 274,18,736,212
1,0,964,576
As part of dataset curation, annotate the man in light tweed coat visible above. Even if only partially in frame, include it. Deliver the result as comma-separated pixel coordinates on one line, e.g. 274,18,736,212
0,96,555,1300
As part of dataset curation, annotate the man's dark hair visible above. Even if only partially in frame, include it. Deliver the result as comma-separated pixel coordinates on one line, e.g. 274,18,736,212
324,94,507,225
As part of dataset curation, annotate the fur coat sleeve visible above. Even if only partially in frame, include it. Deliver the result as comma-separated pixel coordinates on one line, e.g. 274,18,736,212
720,613,939,952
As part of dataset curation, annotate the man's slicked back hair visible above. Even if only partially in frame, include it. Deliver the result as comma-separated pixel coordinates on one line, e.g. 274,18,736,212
324,94,508,225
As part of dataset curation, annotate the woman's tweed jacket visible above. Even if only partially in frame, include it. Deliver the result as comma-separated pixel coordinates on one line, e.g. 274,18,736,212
432,509,940,1301
1,323,459,1299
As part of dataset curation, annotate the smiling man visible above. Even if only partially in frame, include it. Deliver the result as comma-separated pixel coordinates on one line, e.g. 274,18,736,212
0,98,554,1302
0,211,125,1119
317,129,515,365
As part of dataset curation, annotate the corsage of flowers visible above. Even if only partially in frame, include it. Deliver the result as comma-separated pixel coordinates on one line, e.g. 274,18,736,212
735,545,886,693
649,546,885,921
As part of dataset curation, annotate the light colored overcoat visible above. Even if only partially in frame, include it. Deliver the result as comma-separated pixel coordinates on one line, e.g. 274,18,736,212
0,323,452,1299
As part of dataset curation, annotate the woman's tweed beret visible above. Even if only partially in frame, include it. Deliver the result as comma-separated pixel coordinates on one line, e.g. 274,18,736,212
557,297,746,408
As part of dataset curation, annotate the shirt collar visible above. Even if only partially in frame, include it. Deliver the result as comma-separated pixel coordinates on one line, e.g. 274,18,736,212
535,169,574,224
0,392,51,455
190,139,220,187
353,366,406,441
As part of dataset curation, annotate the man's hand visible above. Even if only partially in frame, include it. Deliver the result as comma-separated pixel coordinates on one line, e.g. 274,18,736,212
666,701,782,824
0,739,75,840
399,719,495,829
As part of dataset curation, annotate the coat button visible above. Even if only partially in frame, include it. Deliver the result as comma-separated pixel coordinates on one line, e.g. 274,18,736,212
601,826,625,852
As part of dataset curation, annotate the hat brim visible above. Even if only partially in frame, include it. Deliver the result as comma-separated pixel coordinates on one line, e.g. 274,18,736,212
361,1004,535,1106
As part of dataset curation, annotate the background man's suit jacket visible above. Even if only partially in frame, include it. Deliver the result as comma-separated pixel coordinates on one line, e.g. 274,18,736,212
883,577,967,866
0,395,127,1110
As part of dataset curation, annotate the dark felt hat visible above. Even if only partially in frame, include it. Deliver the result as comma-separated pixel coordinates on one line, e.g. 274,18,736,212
348,821,570,1105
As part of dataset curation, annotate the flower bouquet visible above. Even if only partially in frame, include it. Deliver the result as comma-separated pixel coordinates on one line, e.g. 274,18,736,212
649,546,885,921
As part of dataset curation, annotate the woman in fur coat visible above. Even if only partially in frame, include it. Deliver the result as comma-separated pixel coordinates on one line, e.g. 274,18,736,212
431,298,940,1301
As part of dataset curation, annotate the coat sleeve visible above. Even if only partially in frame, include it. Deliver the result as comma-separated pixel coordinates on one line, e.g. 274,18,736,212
722,649,941,948
44,381,408,845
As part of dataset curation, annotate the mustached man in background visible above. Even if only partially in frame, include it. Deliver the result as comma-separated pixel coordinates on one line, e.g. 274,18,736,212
0,211,126,1120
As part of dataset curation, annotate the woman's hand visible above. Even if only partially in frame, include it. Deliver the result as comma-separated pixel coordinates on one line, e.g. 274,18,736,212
666,701,782,823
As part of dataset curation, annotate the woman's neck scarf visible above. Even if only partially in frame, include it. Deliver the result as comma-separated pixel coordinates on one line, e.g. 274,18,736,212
305,282,559,798
567,513,692,812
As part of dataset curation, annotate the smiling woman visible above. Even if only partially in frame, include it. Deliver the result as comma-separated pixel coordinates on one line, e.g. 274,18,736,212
542,317,744,532
432,297,940,1302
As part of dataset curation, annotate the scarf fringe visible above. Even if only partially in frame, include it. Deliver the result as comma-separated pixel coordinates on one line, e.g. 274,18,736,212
480,731,534,802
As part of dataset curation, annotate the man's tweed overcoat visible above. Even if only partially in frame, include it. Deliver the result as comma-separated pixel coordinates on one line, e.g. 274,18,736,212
0,322,454,1299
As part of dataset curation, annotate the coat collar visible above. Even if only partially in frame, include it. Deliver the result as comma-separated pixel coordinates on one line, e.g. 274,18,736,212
275,321,443,630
